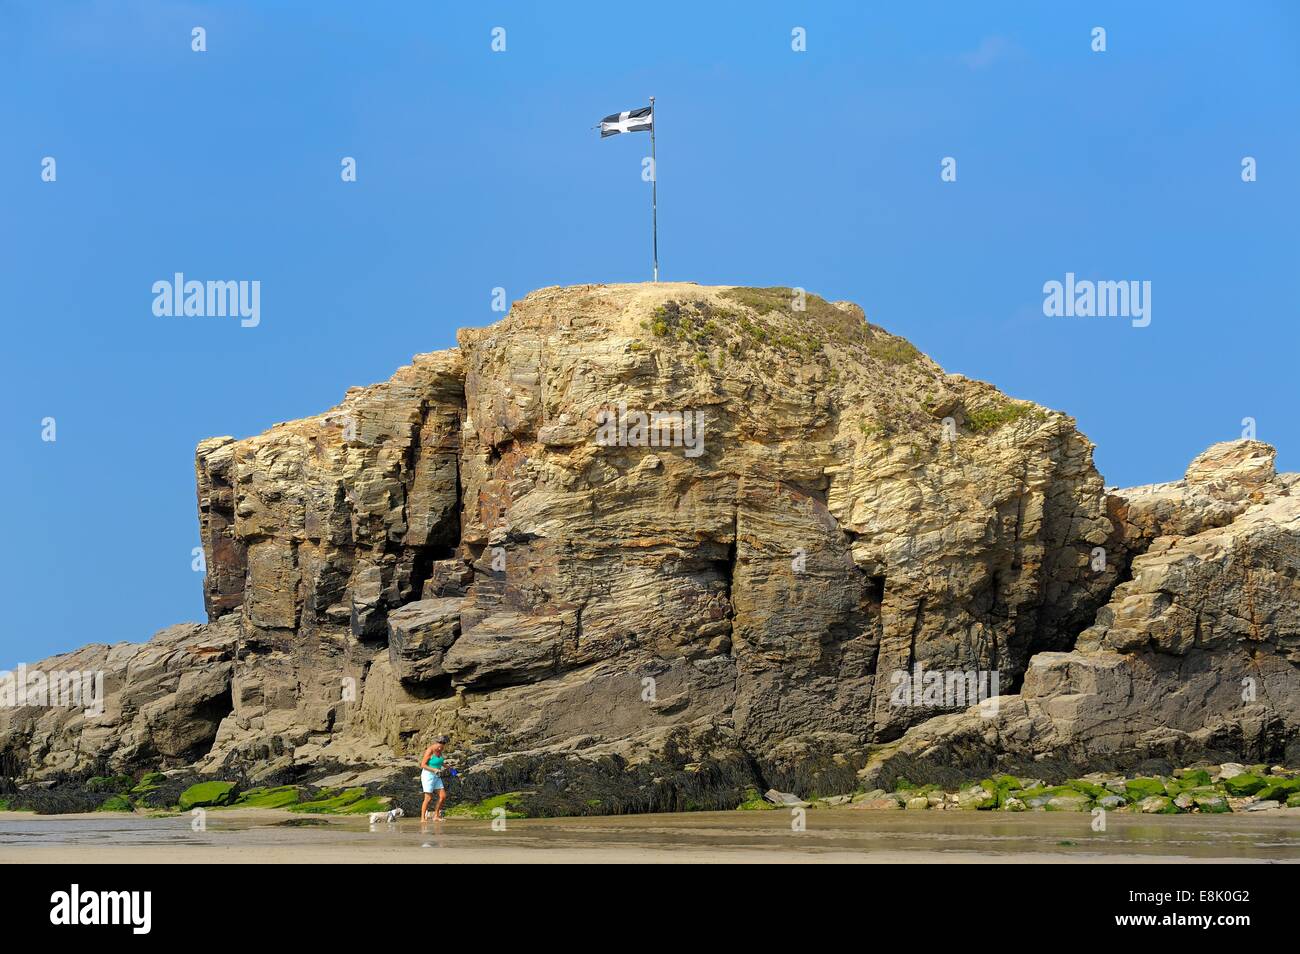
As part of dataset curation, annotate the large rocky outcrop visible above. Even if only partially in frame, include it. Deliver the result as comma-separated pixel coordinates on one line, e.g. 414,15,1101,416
0,617,239,780
2,284,1295,810
859,440,1300,788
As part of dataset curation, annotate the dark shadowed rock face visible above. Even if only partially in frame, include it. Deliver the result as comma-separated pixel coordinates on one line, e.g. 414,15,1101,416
3,285,1295,810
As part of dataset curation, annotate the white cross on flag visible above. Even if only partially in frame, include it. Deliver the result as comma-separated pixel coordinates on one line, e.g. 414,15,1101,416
600,106,653,138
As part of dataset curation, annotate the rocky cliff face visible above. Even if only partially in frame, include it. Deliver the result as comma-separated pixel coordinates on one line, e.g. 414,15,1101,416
859,440,1300,789
3,284,1296,812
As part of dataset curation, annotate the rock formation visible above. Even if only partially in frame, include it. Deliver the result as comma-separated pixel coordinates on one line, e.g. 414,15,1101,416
859,439,1300,789
2,284,1296,813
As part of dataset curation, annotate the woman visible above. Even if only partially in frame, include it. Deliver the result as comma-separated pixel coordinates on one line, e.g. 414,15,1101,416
418,736,449,821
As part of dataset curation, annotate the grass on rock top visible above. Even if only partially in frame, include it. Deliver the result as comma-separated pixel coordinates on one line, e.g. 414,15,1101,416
963,398,1044,434
719,286,863,340
640,288,920,367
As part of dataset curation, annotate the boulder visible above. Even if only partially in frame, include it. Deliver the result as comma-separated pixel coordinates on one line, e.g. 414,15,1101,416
1193,794,1229,813
1046,794,1091,812
1138,795,1176,814
386,599,463,685
178,780,239,810
1222,774,1267,797
1242,799,1280,812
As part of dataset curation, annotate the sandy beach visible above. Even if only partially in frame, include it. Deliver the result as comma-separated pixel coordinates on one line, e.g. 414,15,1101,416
3,808,1297,864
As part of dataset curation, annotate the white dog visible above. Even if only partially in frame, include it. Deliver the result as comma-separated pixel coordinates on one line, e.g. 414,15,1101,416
368,807,404,825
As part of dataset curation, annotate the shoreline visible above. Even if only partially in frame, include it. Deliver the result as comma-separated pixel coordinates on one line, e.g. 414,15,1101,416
4,807,1297,864
5,804,1299,821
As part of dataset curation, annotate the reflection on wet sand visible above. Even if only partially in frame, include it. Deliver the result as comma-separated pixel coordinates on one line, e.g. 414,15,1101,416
2,809,1297,864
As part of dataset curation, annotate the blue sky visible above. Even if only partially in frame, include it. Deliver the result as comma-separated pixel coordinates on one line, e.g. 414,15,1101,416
2,1,1297,666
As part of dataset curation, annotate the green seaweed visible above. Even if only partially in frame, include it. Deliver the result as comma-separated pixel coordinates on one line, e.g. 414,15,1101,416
86,775,133,794
1176,769,1212,788
288,787,387,814
1221,774,1266,797
1124,777,1168,802
228,785,303,809
178,781,239,810
95,794,134,813
1065,779,1106,799
446,792,529,820
129,772,166,796
736,788,777,811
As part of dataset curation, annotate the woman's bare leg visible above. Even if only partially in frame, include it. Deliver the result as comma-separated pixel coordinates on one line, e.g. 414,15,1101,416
421,792,432,820
433,788,446,820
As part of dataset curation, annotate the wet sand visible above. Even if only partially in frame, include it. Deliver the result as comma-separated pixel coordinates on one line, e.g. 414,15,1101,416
3,808,1298,863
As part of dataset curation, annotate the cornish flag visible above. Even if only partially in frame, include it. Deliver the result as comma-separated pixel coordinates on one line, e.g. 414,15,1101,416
600,106,653,137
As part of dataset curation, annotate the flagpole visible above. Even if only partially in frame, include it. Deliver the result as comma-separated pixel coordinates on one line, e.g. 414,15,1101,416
650,95,658,282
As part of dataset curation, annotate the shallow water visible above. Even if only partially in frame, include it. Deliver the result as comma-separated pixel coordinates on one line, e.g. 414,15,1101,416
3,809,1298,863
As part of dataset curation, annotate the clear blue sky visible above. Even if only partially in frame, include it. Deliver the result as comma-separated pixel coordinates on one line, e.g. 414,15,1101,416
2,1,1297,667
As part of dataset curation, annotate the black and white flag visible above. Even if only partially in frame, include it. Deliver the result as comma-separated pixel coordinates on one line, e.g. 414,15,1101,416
600,106,653,137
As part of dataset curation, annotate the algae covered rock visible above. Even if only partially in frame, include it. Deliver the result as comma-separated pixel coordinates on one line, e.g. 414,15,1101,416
1254,778,1299,802
290,787,387,814
1065,779,1105,799
130,772,167,796
86,775,133,793
957,785,997,810
1194,794,1230,813
95,794,134,812
736,788,777,811
1125,778,1168,801
232,786,303,809
178,781,239,810
447,792,529,819
1020,785,1085,811
980,776,1025,808
1138,795,1178,814
1046,794,1091,812
1221,774,1267,796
